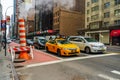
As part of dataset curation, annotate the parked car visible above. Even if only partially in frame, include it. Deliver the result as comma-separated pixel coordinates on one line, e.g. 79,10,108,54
45,38,80,56
7,39,12,44
33,37,47,49
68,36,107,53
26,39,34,46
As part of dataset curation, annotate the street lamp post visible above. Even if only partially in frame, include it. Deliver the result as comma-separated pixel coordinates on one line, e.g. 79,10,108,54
4,6,13,56
34,0,36,36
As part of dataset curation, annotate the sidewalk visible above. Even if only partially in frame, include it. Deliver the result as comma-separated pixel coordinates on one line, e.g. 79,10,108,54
106,45,120,53
106,45,120,49
9,42,60,66
0,46,19,80
0,48,13,80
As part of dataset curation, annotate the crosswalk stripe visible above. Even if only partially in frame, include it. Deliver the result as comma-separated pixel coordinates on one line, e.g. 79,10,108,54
98,74,119,80
111,70,120,75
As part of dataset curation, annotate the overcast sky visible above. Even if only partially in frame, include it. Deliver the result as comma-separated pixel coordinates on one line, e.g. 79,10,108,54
1,0,13,19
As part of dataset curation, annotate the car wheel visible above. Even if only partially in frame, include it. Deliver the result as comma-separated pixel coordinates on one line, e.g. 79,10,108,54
85,47,91,54
35,45,39,49
57,49,61,57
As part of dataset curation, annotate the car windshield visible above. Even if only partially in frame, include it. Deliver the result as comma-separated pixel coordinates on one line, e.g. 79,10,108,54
57,40,71,44
85,38,98,42
39,39,47,44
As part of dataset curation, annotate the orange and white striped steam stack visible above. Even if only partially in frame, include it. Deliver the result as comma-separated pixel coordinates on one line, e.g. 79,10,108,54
19,19,26,46
18,18,31,60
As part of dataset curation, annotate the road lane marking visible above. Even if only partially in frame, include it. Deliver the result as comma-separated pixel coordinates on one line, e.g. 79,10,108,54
24,53,119,68
26,60,63,68
111,70,120,75
60,53,119,62
98,74,119,80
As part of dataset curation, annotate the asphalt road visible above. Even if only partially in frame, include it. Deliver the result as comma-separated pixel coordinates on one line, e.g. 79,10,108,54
12,41,120,80
17,53,120,80
35,48,119,59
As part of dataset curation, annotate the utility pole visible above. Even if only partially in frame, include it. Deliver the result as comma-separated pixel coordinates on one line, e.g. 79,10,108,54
34,0,36,36
5,6,13,56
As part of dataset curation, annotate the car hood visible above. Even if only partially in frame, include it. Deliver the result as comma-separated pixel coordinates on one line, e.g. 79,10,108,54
59,43,78,48
88,42,104,46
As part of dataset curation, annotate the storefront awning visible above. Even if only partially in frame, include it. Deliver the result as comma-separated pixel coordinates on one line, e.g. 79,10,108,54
110,29,120,37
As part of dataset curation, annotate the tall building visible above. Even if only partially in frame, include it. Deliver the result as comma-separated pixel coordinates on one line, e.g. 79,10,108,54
28,0,85,35
0,0,2,35
27,0,53,36
14,0,33,37
0,0,2,19
0,1,2,19
73,0,85,14
78,0,120,45
14,0,25,38
27,8,35,33
53,0,85,36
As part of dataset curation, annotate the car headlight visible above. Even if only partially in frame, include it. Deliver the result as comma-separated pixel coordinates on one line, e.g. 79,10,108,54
90,44,97,47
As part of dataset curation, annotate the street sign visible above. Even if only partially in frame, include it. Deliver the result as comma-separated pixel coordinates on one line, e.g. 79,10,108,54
1,20,6,31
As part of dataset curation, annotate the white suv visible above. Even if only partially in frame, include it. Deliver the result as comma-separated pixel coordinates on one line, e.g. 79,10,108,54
68,36,107,53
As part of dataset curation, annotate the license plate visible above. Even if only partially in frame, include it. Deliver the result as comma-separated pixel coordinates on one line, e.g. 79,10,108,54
102,48,105,50
71,50,76,53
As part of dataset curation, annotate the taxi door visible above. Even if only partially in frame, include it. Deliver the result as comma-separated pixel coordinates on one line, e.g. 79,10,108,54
48,40,57,53
51,41,58,53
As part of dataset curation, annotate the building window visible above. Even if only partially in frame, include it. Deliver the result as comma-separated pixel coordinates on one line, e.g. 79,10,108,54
57,18,59,22
91,14,99,21
114,9,120,16
90,22,99,29
87,2,90,7
91,6,99,12
87,17,89,22
87,10,89,14
87,25,90,28
104,22,109,27
57,12,59,16
104,2,110,9
91,0,98,3
55,19,57,23
114,0,120,5
104,12,110,18
114,20,120,25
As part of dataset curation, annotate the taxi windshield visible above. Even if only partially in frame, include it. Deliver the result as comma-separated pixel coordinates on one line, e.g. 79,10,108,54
57,40,71,44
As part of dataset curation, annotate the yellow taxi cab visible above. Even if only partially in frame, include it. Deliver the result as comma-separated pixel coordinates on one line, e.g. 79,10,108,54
45,38,80,56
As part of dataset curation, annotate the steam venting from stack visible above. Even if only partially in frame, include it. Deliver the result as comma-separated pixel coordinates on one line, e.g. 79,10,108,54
54,0,75,10
18,0,75,19
18,0,32,19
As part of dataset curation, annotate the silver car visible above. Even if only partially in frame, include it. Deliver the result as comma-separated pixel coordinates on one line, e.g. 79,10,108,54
68,36,107,53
